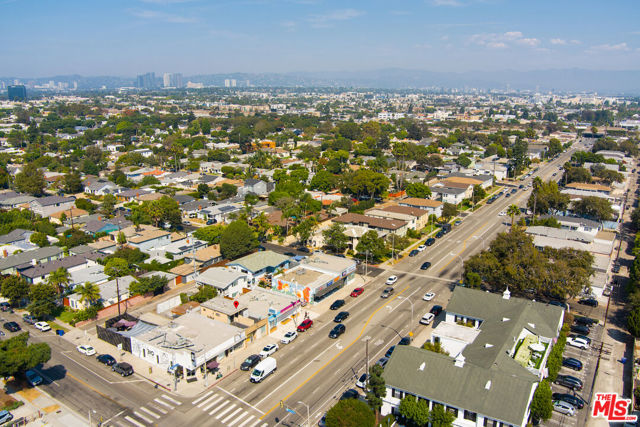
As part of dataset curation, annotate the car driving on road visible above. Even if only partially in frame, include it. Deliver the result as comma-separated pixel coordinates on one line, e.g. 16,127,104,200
350,288,364,297
330,299,346,310
423,291,435,301
385,276,398,285
329,324,346,339
420,262,432,270
333,311,350,323
381,287,394,298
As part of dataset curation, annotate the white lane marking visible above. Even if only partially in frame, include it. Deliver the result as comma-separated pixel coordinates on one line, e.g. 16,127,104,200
192,390,214,405
124,416,146,427
197,393,219,408
154,397,174,409
237,415,255,427
133,411,152,424
208,399,230,415
139,407,160,419
146,403,167,414
215,403,237,419
202,395,224,411
217,386,265,415
227,411,249,427
161,394,181,405
221,407,243,424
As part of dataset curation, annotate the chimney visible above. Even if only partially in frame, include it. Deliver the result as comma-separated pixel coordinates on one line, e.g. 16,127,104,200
502,287,511,300
31,259,37,266
2,249,6,258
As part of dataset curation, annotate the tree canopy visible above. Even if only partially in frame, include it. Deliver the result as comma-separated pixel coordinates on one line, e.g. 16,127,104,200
220,220,257,260
325,398,375,427
0,332,51,378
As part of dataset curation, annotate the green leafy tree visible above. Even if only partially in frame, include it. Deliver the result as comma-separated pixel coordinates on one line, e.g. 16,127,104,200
356,230,388,263
75,198,96,214
30,232,49,247
366,364,386,413
471,185,486,204
627,307,640,337
28,283,58,318
442,203,457,219
293,217,317,246
572,196,613,221
322,223,349,254
220,220,257,260
194,224,227,245
0,332,52,377
1,276,29,306
104,257,131,279
197,183,210,199
63,171,83,194
14,164,46,196
47,267,70,294
563,166,592,184
422,340,449,355
100,194,117,216
506,204,521,228
117,231,127,247
190,284,217,303
530,380,553,421
139,175,161,186
527,180,570,215
309,170,337,192
130,275,169,296
429,404,455,427
405,182,432,198
77,282,101,306
547,138,563,157
143,196,182,228
325,398,375,427
398,395,431,427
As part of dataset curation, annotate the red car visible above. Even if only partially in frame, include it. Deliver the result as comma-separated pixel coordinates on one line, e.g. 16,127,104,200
350,288,364,297
297,319,313,332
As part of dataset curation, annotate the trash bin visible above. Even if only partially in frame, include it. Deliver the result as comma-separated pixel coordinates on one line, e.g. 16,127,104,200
56,329,65,336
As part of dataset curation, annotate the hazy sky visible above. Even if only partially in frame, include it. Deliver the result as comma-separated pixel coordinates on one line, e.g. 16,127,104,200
1,0,639,77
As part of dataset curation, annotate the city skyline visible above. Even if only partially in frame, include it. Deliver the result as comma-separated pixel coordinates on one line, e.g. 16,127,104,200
1,0,640,77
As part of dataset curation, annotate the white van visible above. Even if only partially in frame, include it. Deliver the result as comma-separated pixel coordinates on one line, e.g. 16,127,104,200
250,357,277,383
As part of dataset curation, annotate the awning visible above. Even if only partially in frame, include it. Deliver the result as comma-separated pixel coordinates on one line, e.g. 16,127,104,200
167,363,181,373
207,360,219,370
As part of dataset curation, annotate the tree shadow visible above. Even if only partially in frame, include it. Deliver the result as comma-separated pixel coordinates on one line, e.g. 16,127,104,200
606,327,631,344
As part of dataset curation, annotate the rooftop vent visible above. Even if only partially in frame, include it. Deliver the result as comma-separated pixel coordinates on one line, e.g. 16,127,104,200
454,353,465,368
418,362,425,371
528,323,536,329
484,343,493,348
485,380,492,390
502,317,510,322
502,287,511,300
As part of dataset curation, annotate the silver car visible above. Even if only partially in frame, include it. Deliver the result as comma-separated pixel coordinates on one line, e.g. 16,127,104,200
381,287,394,298
553,400,575,416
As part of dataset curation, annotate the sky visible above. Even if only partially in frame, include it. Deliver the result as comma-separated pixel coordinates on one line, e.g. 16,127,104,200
1,0,640,77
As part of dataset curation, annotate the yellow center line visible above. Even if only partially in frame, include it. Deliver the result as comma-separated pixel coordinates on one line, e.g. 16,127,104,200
66,372,125,408
260,284,411,420
438,221,489,273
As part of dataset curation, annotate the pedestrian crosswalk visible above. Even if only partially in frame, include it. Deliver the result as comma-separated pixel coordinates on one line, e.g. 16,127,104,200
191,391,268,427
111,393,180,427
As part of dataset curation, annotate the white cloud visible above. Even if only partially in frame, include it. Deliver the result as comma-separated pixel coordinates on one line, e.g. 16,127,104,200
550,38,566,45
589,42,630,52
280,20,297,32
307,8,364,28
470,31,540,49
129,9,196,23
430,0,463,6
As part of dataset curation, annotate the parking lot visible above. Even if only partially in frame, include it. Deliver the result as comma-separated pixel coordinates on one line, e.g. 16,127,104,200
546,323,610,427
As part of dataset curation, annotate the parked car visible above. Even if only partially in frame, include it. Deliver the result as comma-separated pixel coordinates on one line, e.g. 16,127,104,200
355,373,369,389
381,287,394,298
297,319,313,332
552,393,585,409
25,369,42,386
77,345,96,356
3,322,20,332
329,324,346,339
430,305,443,316
454,220,462,226
435,231,444,238
398,336,411,346
350,288,364,297
420,262,432,270
423,291,435,301
579,297,598,307
112,362,134,377
0,302,10,312
22,314,36,325
330,299,346,310
417,245,426,252
409,249,419,257
571,324,590,335
385,276,398,285
259,344,279,358
574,316,597,326
420,313,435,325
555,374,583,390
569,334,592,345
340,389,360,400
376,357,389,368
553,400,576,416
425,238,436,246
385,346,396,358
333,311,350,323
281,331,298,344
240,355,261,371
97,354,116,366
548,300,569,311
0,410,13,425
34,321,50,332
562,357,583,371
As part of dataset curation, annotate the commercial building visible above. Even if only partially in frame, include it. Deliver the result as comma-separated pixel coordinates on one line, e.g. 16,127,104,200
7,85,27,101
163,73,183,88
226,250,291,282
136,72,156,89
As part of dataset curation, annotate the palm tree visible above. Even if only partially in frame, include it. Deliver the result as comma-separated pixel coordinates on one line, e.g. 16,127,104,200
507,204,521,228
47,267,70,294
77,282,101,307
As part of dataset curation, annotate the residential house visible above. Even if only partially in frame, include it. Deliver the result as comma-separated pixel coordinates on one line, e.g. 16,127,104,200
84,179,119,196
196,267,248,297
67,275,136,310
0,246,64,275
29,196,75,217
333,213,409,236
226,250,291,282
127,229,172,253
198,203,243,224
19,253,102,284
398,198,443,218
241,179,274,197
182,245,222,268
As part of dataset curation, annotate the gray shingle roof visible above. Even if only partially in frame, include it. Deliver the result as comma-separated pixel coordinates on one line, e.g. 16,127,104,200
0,246,63,272
31,195,74,206
227,250,290,274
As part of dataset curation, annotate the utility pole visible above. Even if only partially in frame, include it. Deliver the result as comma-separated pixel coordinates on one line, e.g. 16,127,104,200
365,338,369,389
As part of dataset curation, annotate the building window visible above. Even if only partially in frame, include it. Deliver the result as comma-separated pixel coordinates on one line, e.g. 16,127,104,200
464,410,477,422
447,407,458,418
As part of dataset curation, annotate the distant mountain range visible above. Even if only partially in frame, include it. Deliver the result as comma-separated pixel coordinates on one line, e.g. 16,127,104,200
3,69,640,94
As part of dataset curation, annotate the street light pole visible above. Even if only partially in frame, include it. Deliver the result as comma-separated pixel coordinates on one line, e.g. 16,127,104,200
298,401,310,427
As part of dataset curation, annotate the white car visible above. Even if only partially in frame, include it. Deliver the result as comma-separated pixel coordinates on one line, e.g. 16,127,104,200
423,292,436,301
553,400,575,416
34,322,51,332
77,345,96,356
567,337,589,350
498,211,506,216
417,245,426,252
356,373,369,389
281,331,297,344
420,313,435,325
385,276,398,286
259,343,279,358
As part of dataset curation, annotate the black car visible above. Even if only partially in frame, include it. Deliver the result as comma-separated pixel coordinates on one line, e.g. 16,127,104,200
555,374,583,390
574,316,597,326
97,354,116,366
409,249,419,257
552,393,585,409
340,389,360,400
420,262,432,270
579,297,598,307
333,311,350,323
385,346,396,358
330,299,346,310
297,247,311,254
112,362,134,377
398,337,411,346
562,357,583,371
571,324,590,335
240,354,261,371
329,324,346,339
548,300,569,310
430,305,443,316
435,231,444,238
511,188,517,194
3,322,20,332
425,238,436,246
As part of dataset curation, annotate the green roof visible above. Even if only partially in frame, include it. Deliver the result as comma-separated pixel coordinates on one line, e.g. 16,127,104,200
384,346,537,426
227,250,290,273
